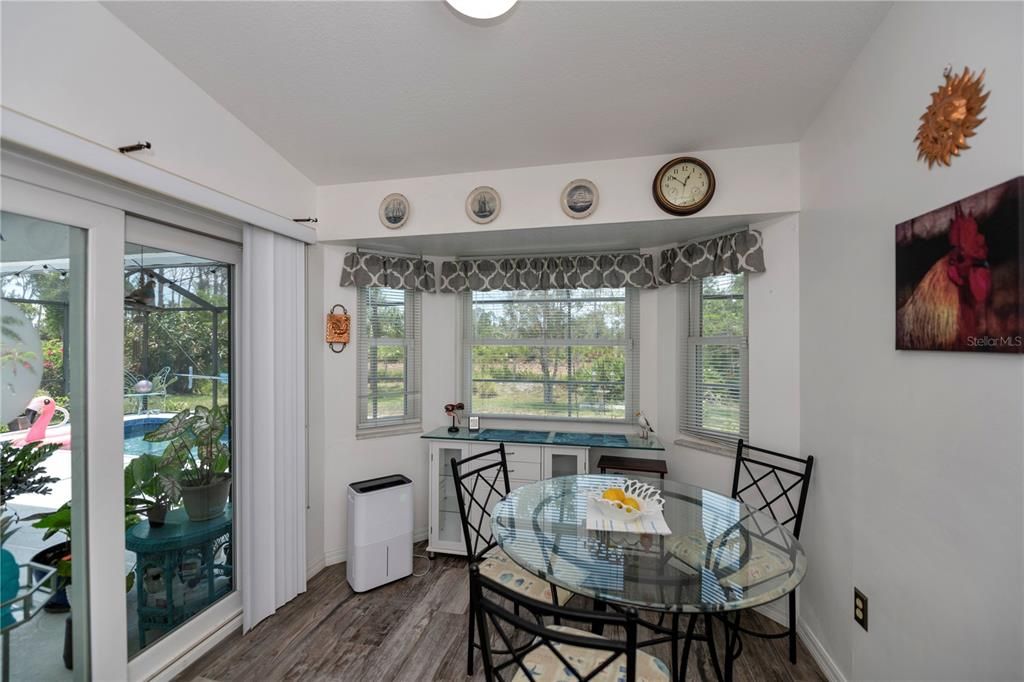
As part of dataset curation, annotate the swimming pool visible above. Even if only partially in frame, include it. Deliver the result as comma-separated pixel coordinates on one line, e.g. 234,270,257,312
122,415,230,458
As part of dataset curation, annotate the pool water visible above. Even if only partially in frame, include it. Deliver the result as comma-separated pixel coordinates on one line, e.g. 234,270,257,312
122,416,229,458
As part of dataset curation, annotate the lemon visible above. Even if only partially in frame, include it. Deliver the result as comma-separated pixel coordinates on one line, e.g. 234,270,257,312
602,488,626,502
621,496,641,511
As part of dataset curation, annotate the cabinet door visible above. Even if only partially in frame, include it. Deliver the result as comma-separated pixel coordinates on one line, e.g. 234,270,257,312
542,446,589,479
429,442,471,554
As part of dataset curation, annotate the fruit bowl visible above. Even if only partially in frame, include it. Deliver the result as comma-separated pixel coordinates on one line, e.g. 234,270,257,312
591,479,665,522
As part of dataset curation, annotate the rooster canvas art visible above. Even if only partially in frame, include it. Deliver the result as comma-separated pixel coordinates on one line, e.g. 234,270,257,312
896,177,1022,353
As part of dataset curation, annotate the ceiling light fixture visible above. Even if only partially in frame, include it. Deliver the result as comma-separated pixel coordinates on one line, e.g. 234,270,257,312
445,0,517,20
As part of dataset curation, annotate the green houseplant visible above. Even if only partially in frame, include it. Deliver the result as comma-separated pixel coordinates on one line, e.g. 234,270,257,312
144,405,230,521
1,441,61,618
124,453,180,527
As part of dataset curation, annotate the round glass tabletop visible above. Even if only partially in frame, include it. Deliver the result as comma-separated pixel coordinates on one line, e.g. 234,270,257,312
492,474,806,614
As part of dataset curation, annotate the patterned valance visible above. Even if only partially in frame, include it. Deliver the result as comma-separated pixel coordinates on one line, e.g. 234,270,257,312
339,252,436,292
658,230,765,284
438,253,658,293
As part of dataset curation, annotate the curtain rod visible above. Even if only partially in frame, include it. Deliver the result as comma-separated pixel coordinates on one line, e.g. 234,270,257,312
454,247,641,261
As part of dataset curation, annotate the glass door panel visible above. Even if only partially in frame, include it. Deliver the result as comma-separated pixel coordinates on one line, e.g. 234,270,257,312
436,446,464,546
122,238,235,658
1,212,87,680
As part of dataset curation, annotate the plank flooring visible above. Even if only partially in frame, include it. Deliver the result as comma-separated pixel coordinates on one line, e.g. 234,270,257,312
177,545,826,682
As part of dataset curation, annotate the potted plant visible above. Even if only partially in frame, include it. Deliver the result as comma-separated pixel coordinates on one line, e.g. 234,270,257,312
1,440,62,613
124,454,179,527
144,405,230,521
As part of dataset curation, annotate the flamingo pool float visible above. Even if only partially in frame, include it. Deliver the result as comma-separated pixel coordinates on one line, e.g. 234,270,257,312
11,395,72,449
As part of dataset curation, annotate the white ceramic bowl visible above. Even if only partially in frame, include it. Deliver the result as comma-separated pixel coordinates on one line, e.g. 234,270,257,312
591,479,665,522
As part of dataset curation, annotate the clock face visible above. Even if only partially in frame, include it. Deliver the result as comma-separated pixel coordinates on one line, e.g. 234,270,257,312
653,157,715,215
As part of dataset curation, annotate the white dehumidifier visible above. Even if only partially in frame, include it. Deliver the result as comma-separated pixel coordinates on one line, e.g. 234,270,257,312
346,474,413,592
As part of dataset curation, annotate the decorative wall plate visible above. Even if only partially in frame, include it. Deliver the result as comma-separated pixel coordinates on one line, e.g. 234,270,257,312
561,179,598,219
915,66,988,169
466,186,500,224
379,193,410,229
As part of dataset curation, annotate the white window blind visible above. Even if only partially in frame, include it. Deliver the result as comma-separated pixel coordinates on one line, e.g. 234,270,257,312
357,287,421,430
463,287,639,422
681,274,748,444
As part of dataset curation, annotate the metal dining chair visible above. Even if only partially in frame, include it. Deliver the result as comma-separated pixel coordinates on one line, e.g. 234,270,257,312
451,445,573,676
727,438,814,663
470,563,671,682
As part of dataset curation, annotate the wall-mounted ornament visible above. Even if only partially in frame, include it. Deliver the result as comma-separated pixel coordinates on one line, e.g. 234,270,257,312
915,66,989,169
466,186,500,224
326,304,351,353
561,179,598,219
379,193,410,229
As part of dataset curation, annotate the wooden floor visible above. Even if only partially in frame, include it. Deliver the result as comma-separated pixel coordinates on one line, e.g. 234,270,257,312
178,546,826,682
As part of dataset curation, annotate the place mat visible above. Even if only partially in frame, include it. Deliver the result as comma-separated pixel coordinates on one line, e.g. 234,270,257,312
585,497,672,535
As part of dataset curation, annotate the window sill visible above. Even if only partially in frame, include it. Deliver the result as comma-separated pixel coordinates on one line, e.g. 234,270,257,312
356,423,423,440
673,435,737,458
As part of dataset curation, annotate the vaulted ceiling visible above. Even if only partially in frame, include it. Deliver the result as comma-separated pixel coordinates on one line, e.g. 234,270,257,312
105,1,889,185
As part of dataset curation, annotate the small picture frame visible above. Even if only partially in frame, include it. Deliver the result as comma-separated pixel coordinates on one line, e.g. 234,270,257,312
466,186,501,224
379,193,410,229
468,415,480,432
561,178,598,219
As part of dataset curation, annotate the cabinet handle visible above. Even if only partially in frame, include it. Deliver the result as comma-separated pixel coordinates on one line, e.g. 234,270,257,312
508,469,516,473
506,451,515,455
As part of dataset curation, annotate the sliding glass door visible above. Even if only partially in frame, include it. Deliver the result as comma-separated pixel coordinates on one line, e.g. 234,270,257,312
1,177,125,681
122,218,239,663
1,175,244,681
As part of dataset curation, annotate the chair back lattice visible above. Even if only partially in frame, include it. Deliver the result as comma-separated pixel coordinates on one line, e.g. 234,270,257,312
451,445,512,561
470,564,639,682
730,439,814,539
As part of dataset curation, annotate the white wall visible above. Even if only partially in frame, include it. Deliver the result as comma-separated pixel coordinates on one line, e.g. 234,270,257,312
0,2,314,219
306,212,800,572
799,4,1024,681
316,143,799,242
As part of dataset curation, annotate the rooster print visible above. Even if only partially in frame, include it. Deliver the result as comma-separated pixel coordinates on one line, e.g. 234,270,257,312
896,177,1023,353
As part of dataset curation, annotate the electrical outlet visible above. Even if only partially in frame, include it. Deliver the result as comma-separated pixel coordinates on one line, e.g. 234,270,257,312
854,588,868,631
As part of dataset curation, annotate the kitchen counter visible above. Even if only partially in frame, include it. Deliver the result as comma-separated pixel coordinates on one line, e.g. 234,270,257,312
421,426,665,451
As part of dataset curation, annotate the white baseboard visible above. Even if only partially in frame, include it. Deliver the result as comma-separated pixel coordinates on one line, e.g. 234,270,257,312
306,554,326,580
754,601,787,627
797,619,846,682
318,527,430,569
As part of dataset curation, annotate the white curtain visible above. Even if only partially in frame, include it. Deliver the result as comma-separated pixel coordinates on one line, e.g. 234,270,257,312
239,225,307,632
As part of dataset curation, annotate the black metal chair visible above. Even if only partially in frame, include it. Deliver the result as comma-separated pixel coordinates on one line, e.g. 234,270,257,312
727,438,814,663
470,563,671,682
451,445,572,676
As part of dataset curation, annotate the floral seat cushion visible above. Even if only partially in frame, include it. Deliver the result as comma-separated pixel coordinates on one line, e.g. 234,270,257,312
510,625,670,682
480,548,572,606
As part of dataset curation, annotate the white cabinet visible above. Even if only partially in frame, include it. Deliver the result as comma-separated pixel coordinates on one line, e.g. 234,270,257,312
542,445,588,478
427,441,473,557
426,439,588,557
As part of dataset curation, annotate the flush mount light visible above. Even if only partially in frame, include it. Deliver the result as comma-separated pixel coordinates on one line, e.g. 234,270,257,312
445,0,517,20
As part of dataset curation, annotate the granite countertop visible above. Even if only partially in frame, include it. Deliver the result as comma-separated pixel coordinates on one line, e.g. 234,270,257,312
421,425,665,451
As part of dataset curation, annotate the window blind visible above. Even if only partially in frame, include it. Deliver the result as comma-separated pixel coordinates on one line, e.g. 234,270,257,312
463,287,639,422
681,274,748,444
357,286,421,430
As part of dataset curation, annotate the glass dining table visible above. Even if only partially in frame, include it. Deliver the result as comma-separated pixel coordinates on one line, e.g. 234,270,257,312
491,474,807,682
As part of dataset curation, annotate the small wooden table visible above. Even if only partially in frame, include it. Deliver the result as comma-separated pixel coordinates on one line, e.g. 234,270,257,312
597,454,668,479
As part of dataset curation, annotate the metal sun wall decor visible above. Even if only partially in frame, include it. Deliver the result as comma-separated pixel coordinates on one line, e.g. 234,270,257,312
915,65,989,169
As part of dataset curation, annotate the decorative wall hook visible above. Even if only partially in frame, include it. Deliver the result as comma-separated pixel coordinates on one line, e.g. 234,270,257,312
293,217,319,223
118,141,151,154
326,304,351,353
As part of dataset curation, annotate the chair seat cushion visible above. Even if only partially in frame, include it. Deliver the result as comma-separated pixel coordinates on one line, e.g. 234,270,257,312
510,625,670,682
480,548,573,606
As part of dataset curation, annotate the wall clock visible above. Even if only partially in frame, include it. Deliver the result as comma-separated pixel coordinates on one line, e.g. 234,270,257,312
652,157,715,216
379,193,410,229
